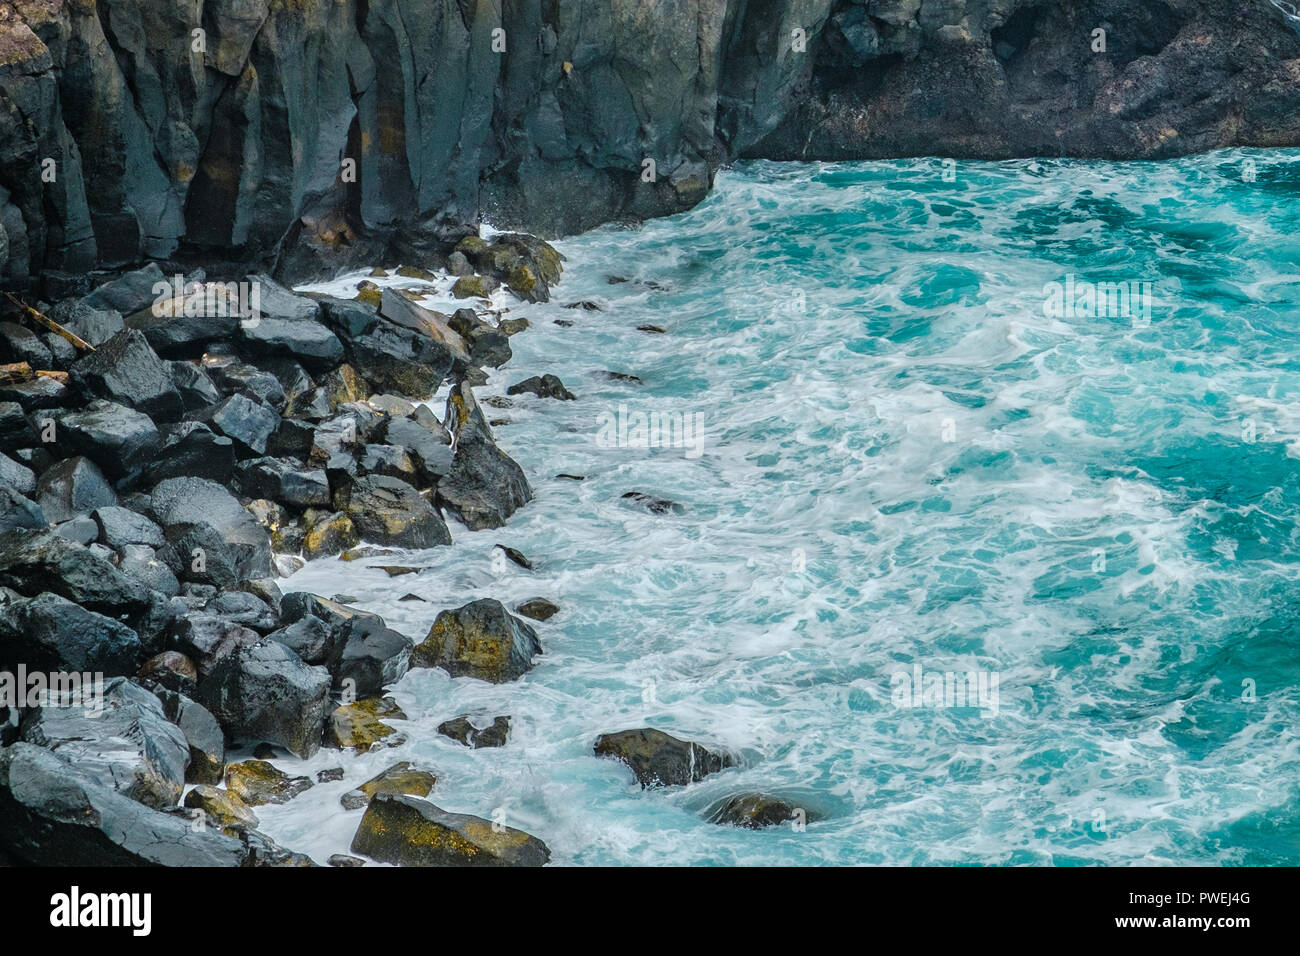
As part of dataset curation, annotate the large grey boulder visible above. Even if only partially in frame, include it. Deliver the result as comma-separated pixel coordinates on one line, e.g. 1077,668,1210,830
151,476,272,587
19,677,189,809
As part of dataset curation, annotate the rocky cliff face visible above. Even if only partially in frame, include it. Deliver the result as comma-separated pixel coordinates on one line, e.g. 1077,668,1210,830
2,0,1299,286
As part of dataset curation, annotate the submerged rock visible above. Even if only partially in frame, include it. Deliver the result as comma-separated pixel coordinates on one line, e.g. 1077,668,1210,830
706,793,807,830
515,597,559,622
438,715,510,749
507,374,576,401
411,599,541,683
593,728,733,788
340,761,436,811
351,794,550,867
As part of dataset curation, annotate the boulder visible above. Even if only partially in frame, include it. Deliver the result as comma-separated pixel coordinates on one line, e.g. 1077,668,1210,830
264,614,337,665
36,456,117,523
168,360,223,410
0,743,247,866
333,475,451,549
117,543,181,597
238,315,344,372
0,486,45,533
51,400,160,481
301,511,360,559
380,414,453,484
437,382,531,530
339,761,435,811
147,422,236,484
325,696,407,752
351,795,550,867
137,650,199,697
172,613,260,679
151,476,273,586
198,641,332,759
93,505,165,550
706,793,805,830
0,591,141,675
437,715,510,749
152,688,225,785
411,598,541,683
206,590,279,633
70,329,183,421
331,617,413,696
507,374,576,401
515,597,559,622
81,264,167,315
183,784,259,833
0,401,33,445
223,759,314,806
0,529,151,617
202,392,280,456
593,728,733,788
19,677,189,809
0,454,35,503
234,457,330,507
126,304,240,357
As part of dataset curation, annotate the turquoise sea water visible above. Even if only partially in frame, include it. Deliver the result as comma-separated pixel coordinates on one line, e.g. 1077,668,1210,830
273,150,1300,865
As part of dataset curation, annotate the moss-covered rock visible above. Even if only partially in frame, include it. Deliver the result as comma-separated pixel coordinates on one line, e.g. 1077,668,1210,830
411,598,541,683
451,275,499,299
184,784,260,834
325,696,408,752
340,761,436,810
593,728,733,788
302,511,360,560
351,794,550,867
224,760,314,806
395,265,436,280
705,793,807,830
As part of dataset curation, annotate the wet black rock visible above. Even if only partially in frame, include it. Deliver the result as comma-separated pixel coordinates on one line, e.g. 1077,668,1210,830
234,457,330,507
437,714,510,749
36,456,117,523
0,455,35,499
706,793,807,830
0,528,151,617
621,491,682,515
19,677,189,809
197,641,332,759
238,313,344,372
81,264,166,316
202,392,280,456
411,598,541,683
437,382,531,530
379,414,453,485
331,617,413,698
118,543,181,597
147,422,236,484
0,743,247,866
151,476,273,587
152,687,226,786
93,505,165,550
171,613,260,680
515,597,560,622
264,614,337,666
333,474,451,549
0,591,141,674
593,728,733,788
0,486,46,532
70,329,183,421
507,374,575,401
339,761,435,811
206,590,280,633
49,400,161,483
447,308,512,369
168,360,223,411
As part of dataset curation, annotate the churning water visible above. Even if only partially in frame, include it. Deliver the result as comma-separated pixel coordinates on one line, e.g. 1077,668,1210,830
265,151,1300,865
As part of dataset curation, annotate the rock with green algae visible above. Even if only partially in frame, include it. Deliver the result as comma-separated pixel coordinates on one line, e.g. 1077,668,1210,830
340,761,436,810
593,728,733,788
451,274,499,299
325,696,408,752
411,598,540,683
706,793,809,830
224,759,314,806
184,784,260,833
351,794,550,867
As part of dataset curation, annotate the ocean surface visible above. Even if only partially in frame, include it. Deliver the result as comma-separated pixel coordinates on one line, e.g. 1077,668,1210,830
266,150,1300,865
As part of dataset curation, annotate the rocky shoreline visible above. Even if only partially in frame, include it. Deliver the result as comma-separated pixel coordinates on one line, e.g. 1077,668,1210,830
0,230,783,866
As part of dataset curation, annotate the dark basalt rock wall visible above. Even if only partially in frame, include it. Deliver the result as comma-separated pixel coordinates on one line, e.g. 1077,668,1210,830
2,0,1299,286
